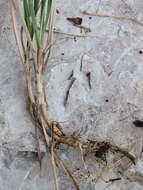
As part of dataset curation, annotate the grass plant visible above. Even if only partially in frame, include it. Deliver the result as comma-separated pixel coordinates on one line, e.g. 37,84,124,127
10,1,136,189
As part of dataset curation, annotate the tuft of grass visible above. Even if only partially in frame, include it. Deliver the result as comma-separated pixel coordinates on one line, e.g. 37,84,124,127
23,0,53,48
10,1,136,190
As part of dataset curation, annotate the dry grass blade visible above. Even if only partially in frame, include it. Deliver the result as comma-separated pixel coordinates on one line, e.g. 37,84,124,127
41,119,50,146
35,125,43,170
10,0,25,64
54,153,80,190
51,144,59,190
81,11,143,28
50,124,59,190
42,122,59,190
20,26,26,57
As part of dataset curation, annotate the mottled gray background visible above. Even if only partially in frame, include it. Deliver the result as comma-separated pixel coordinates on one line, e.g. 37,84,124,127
1,0,143,189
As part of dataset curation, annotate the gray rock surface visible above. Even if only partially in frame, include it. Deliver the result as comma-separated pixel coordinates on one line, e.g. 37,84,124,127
1,0,143,189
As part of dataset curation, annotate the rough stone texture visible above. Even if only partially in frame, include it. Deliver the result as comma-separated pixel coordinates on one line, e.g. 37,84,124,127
1,0,143,189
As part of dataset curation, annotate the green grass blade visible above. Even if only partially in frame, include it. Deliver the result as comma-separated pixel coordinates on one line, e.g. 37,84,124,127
45,0,52,28
29,0,41,47
39,0,46,44
23,0,34,38
38,0,53,46
34,0,40,15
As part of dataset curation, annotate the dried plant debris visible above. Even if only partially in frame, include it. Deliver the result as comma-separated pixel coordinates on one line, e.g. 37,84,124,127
55,152,80,190
81,11,143,28
66,16,91,33
133,120,143,127
80,55,84,72
86,72,92,89
67,70,74,80
56,9,60,14
67,17,83,25
105,177,121,183
64,77,76,106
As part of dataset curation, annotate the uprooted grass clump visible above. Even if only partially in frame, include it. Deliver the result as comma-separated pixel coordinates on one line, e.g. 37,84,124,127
10,0,136,189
